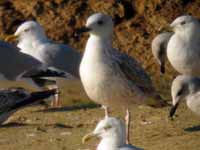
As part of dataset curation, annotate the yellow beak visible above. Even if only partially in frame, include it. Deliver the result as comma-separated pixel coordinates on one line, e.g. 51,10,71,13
82,133,97,144
5,34,19,42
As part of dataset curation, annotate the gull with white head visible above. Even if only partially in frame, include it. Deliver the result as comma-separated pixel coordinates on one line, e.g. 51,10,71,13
170,75,200,118
79,13,167,143
82,117,143,150
151,32,173,74
6,21,81,107
167,15,200,75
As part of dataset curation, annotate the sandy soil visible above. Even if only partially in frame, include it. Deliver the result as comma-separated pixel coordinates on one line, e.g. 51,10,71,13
0,81,200,150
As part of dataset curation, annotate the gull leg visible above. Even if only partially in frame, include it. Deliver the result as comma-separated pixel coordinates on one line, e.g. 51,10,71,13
125,109,130,144
102,105,109,118
49,84,61,108
54,88,61,107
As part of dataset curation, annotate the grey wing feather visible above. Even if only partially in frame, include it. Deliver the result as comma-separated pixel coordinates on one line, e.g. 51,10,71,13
0,41,41,80
112,48,154,93
0,88,29,114
39,43,81,78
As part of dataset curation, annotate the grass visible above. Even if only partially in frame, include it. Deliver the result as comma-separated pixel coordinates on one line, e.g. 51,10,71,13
0,79,200,150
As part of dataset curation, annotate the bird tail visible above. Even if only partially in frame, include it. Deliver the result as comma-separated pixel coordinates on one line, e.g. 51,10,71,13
10,89,57,110
146,93,170,108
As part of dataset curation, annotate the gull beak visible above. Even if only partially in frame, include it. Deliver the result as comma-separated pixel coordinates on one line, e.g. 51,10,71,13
169,102,180,118
160,64,165,74
5,34,19,42
76,27,91,34
82,132,97,144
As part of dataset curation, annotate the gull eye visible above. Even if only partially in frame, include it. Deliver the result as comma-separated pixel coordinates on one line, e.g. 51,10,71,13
177,88,183,96
103,125,112,130
180,21,186,25
24,28,30,32
97,20,103,25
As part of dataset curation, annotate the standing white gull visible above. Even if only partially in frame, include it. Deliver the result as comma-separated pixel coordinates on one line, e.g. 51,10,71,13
167,15,200,75
0,87,57,125
151,32,173,74
79,13,167,144
6,21,81,107
170,75,200,118
82,117,143,150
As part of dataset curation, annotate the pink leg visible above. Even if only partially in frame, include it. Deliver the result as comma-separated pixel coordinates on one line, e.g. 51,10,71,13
53,88,61,107
102,105,109,118
48,85,61,108
125,109,130,144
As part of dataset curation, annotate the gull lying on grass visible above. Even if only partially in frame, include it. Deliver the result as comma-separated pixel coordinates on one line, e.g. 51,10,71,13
79,13,167,144
83,117,143,150
151,32,173,74
170,75,200,118
0,87,57,124
167,15,200,75
6,21,81,107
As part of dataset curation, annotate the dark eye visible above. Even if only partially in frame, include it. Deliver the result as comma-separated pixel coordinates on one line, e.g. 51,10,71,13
104,125,112,130
97,20,103,25
181,21,186,25
177,88,183,96
24,28,30,32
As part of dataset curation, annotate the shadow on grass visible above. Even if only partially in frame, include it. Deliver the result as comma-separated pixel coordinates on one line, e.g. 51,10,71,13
184,125,200,132
0,122,33,128
36,102,101,113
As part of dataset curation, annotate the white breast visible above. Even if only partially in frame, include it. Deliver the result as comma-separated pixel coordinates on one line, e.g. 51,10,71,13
167,34,200,75
80,37,142,108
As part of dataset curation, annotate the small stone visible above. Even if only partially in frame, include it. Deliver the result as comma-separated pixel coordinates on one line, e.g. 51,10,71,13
60,131,72,136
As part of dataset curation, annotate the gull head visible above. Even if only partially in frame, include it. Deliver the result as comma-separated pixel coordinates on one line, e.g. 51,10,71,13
82,117,125,145
170,75,200,117
13,21,46,42
80,13,114,37
170,15,200,34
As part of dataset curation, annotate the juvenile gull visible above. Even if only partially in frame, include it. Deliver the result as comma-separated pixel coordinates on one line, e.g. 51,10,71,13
167,15,200,75
170,75,200,118
79,13,167,143
82,117,143,150
151,32,173,74
0,88,57,124
6,21,81,107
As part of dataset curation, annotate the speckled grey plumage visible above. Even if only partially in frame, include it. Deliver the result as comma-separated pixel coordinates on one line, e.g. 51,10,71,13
80,13,166,111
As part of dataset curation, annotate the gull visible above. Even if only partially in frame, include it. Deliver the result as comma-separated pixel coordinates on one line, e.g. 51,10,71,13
170,75,200,118
79,13,167,144
82,117,143,150
6,21,81,107
0,38,66,112
167,15,200,75
0,87,57,124
151,32,173,74
0,40,65,83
